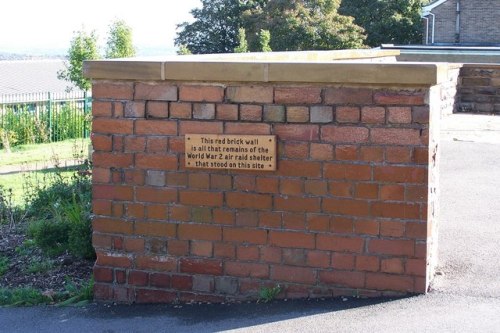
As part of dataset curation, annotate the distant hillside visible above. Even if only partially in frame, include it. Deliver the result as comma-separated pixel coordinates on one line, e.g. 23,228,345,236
0,52,65,61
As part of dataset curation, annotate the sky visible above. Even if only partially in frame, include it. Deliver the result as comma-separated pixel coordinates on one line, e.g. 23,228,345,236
1,0,201,56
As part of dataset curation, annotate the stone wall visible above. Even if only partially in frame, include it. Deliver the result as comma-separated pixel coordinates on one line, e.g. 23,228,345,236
85,54,453,304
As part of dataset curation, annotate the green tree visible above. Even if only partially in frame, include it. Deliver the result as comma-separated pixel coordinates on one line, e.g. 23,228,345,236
105,19,136,58
57,28,100,91
339,0,424,47
175,0,243,54
259,29,272,52
243,0,365,51
177,44,193,55
234,28,249,53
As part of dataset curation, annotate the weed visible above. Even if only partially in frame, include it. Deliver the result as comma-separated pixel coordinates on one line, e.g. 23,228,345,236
0,256,9,276
25,259,55,274
0,287,51,306
0,186,25,227
258,285,282,303
14,239,37,257
57,276,94,307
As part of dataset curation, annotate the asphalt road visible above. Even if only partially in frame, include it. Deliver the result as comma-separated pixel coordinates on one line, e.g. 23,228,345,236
1,116,500,333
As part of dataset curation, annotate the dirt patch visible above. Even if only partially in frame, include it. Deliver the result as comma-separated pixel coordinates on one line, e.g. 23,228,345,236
0,223,94,292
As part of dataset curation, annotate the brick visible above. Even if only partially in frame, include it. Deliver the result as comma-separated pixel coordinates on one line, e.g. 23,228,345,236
226,192,272,210
316,234,364,253
135,153,177,171
180,189,222,207
147,204,168,220
135,83,177,101
282,248,306,266
406,259,426,277
179,85,224,102
282,213,305,230
260,247,282,263
124,238,145,252
365,273,413,292
93,118,133,135
412,106,430,124
150,273,171,288
263,105,285,122
306,251,330,268
355,182,378,199
113,102,124,117
191,207,212,223
380,185,405,201
180,121,223,135
356,255,379,272
256,177,279,193
360,146,384,163
369,239,414,256
178,224,221,241
92,200,112,216
271,265,316,284
216,104,238,120
188,173,209,189
193,103,216,119
93,283,112,301
307,214,330,231
223,227,267,245
406,186,428,202
226,86,273,103
225,262,269,278
258,211,282,228
372,202,420,219
170,102,192,119
215,277,238,295
136,289,177,304
237,245,259,261
275,196,320,213
380,221,405,237
168,239,189,256
406,222,427,239
180,258,223,275
147,137,169,153
324,163,371,181
319,271,365,289
146,170,165,187
93,101,113,117
146,101,169,119
283,142,309,159
323,198,370,217
240,104,262,121
136,187,177,203
225,123,271,135
370,128,421,145
269,231,315,249
374,166,427,184
330,216,353,233
335,145,358,161
374,90,426,105
128,270,149,286
328,181,353,197
278,160,321,178
336,106,360,123
310,106,334,123
280,179,303,195
124,101,145,118
214,242,235,259
92,135,112,152
93,184,133,201
388,107,412,124
321,126,369,143
192,275,215,292
304,180,328,196
135,119,177,136
386,147,412,164
234,175,255,191
413,147,429,164
275,87,321,104
361,106,386,124
208,174,231,191
135,221,176,238
168,137,185,153
96,252,132,268
381,258,404,274
166,173,187,187
331,253,355,270
274,124,319,141
191,240,213,257
94,267,113,283
112,135,124,152
287,106,309,123
324,87,373,104
235,211,258,227
126,203,145,219
123,136,146,152
93,81,134,100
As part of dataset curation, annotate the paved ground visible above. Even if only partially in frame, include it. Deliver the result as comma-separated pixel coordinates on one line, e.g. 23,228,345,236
1,114,499,332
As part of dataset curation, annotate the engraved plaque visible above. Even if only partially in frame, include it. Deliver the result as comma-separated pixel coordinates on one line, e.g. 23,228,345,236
185,134,276,171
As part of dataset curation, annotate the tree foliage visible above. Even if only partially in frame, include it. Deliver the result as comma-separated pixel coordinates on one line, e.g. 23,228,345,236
57,28,100,91
259,29,272,52
234,28,249,53
105,19,136,58
175,0,243,54
339,0,424,47
176,0,365,54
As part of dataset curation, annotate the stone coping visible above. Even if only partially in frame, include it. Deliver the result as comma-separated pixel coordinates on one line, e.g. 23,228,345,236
84,49,458,86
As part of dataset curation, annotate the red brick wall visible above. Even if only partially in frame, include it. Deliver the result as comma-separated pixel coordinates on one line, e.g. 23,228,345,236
91,80,436,303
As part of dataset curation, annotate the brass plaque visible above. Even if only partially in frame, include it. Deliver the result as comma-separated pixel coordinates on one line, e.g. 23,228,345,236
185,134,276,171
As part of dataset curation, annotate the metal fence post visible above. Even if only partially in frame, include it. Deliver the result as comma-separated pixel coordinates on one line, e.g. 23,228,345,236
47,92,53,142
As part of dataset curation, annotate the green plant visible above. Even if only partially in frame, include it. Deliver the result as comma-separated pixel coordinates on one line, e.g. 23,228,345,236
258,285,281,303
25,259,55,274
0,185,23,227
28,219,71,257
0,287,51,306
0,256,9,276
15,239,37,257
57,276,94,307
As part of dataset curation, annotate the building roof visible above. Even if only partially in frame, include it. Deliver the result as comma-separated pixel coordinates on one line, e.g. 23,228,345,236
422,0,450,16
0,60,78,96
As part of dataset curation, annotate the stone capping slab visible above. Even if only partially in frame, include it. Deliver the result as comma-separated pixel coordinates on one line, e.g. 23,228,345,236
84,50,458,86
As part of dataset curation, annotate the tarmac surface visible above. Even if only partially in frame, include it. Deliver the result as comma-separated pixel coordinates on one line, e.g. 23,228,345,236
1,113,500,332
